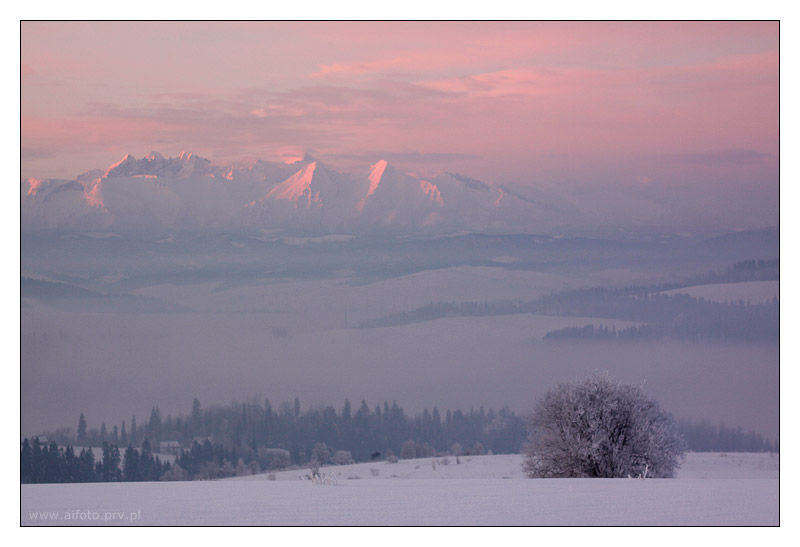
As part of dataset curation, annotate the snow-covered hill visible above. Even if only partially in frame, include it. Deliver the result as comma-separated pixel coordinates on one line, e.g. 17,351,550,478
21,152,562,236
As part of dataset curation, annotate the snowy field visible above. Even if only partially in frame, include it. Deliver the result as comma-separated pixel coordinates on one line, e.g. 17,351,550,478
21,452,779,526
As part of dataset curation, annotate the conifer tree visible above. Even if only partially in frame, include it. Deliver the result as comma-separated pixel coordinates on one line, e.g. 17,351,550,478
77,413,88,444
20,438,32,482
148,407,162,442
130,416,138,447
123,445,140,481
101,442,121,482
63,445,77,482
31,437,44,483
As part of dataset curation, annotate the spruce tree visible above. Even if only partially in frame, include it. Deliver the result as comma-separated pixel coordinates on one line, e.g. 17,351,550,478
77,413,88,445
31,437,44,483
101,442,121,482
63,445,77,482
78,448,96,482
20,438,32,483
130,416,138,447
44,441,63,483
148,407,162,442
191,398,202,433
123,445,140,481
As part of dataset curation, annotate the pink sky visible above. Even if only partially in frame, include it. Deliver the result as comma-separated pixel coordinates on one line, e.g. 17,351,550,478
21,21,778,188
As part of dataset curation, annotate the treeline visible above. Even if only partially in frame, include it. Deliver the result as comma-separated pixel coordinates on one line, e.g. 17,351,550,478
677,419,779,453
360,259,779,342
683,259,779,286
542,295,779,341
33,398,526,483
24,399,778,484
20,438,171,484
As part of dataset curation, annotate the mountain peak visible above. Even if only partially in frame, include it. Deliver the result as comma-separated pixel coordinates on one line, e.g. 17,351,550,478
104,153,137,177
366,160,391,194
371,159,389,170
265,161,323,204
102,152,212,179
22,150,562,235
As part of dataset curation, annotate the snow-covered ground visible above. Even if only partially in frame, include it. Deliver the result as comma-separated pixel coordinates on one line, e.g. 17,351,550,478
21,452,778,526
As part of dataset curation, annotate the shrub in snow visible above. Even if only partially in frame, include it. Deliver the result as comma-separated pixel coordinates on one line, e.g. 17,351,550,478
310,473,338,485
522,372,686,478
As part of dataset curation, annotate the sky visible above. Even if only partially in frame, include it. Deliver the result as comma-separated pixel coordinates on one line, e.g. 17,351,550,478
20,21,779,190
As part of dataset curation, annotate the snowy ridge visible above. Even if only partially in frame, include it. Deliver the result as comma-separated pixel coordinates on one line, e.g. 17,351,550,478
22,152,563,235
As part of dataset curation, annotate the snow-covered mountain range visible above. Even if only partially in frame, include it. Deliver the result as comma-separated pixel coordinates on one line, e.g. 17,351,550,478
22,152,566,236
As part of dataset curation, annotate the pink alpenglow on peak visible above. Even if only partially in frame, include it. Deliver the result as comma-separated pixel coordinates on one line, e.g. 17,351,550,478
104,154,136,177
367,160,390,195
369,159,389,180
419,180,444,206
356,160,390,212
25,177,44,197
266,161,323,207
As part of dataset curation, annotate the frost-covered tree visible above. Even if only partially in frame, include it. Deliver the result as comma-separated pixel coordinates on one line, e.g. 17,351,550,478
400,440,416,460
522,373,686,478
332,450,354,465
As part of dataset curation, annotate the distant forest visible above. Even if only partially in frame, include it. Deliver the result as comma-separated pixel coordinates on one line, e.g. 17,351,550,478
23,395,778,484
360,259,779,342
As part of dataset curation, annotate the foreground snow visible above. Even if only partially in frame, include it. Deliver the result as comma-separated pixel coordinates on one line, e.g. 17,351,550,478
21,453,778,526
